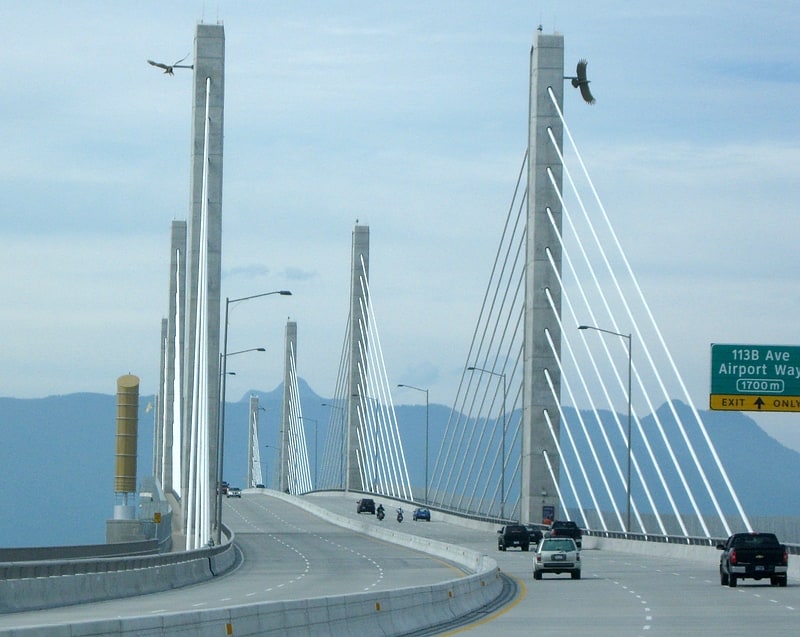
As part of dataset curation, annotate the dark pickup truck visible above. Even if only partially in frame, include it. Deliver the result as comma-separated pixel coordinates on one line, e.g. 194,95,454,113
547,520,583,549
498,524,530,551
717,532,788,587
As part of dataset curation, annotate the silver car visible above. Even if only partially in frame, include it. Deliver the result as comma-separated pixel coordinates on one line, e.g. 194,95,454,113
533,537,581,580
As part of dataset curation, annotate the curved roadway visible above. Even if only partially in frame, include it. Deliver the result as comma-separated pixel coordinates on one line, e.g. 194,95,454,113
3,491,799,636
0,494,462,634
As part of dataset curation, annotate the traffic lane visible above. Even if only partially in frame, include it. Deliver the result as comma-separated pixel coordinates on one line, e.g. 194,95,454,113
0,495,464,632
601,553,800,636
452,547,800,636
302,494,800,635
305,493,488,551
226,496,465,598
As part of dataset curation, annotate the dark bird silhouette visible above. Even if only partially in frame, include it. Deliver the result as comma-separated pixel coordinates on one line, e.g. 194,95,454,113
566,59,595,105
147,54,192,76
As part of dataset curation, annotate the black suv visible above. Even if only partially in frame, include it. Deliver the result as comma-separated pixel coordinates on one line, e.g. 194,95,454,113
547,520,583,548
356,498,376,514
497,524,530,551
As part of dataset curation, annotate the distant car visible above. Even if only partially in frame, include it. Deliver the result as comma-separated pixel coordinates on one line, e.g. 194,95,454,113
533,537,581,580
547,520,583,548
255,484,265,489
226,487,242,498
498,524,530,551
357,498,376,514
525,524,544,545
412,507,431,521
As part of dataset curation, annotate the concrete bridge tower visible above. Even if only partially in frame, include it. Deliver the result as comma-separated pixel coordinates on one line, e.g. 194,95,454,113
181,23,225,549
279,321,298,493
522,32,564,523
346,224,369,492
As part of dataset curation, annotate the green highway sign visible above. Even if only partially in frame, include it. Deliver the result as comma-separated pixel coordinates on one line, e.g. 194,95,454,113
710,343,800,412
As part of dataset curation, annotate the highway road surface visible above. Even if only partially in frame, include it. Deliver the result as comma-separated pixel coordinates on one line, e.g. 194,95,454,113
0,494,463,634
2,491,799,636
306,492,800,636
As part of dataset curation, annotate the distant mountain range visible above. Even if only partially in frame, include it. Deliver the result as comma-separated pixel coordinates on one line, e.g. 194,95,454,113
1,380,798,547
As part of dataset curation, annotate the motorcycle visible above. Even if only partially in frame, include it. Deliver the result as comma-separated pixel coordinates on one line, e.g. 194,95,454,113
376,507,385,521
396,509,404,523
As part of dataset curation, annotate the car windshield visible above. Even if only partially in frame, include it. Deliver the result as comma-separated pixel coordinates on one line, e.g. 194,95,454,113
541,539,574,552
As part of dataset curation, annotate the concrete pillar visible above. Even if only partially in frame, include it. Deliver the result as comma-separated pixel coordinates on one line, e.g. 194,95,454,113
155,318,167,486
182,23,225,539
246,395,259,488
347,225,369,492
165,220,186,498
280,321,297,493
522,33,564,523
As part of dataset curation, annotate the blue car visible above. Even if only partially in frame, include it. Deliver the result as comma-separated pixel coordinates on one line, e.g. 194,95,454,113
412,507,431,521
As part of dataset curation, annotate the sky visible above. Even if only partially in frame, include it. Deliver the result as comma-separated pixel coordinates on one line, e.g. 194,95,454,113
1,3,799,448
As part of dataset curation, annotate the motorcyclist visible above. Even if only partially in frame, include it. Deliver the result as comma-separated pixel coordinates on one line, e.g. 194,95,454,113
376,503,385,519
396,507,404,522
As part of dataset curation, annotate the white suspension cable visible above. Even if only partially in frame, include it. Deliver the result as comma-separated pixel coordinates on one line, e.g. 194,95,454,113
542,328,610,529
544,287,623,531
542,409,588,528
548,88,737,536
544,200,668,535
544,117,698,536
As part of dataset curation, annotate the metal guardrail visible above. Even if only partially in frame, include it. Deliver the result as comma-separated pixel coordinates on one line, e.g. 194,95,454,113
0,528,232,581
317,489,800,553
0,527,237,614
0,540,159,563
582,529,800,554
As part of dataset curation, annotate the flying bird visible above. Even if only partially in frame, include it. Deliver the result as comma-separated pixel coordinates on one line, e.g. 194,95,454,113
147,54,192,76
566,59,596,105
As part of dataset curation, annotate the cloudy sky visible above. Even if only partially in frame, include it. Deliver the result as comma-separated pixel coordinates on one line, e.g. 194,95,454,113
2,3,799,448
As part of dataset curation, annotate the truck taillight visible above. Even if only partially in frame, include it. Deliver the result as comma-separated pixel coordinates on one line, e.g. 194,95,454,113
783,549,789,565
729,549,737,565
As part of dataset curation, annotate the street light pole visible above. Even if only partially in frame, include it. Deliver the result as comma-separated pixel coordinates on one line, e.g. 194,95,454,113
215,346,265,544
578,324,633,532
467,366,507,520
397,384,429,504
216,289,291,544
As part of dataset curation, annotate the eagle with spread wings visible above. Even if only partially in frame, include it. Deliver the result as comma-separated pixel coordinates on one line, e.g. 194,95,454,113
568,59,595,105
147,54,192,76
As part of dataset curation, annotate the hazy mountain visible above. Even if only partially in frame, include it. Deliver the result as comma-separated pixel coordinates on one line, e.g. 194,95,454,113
1,382,797,547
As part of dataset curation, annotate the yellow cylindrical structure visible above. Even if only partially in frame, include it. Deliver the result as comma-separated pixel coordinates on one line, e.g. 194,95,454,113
115,374,139,494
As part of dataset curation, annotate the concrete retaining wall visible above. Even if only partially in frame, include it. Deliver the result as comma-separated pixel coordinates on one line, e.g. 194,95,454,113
0,538,236,614
6,568,502,637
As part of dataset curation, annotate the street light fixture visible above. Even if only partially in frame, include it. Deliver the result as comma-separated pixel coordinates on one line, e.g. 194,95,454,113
467,365,507,520
216,288,292,544
578,324,633,532
397,384,429,504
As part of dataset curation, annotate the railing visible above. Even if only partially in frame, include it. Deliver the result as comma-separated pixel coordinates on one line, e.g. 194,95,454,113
0,528,236,613
0,540,159,563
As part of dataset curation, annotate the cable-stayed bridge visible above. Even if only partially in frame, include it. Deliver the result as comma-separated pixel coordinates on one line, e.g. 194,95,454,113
144,24,757,557
3,24,796,637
